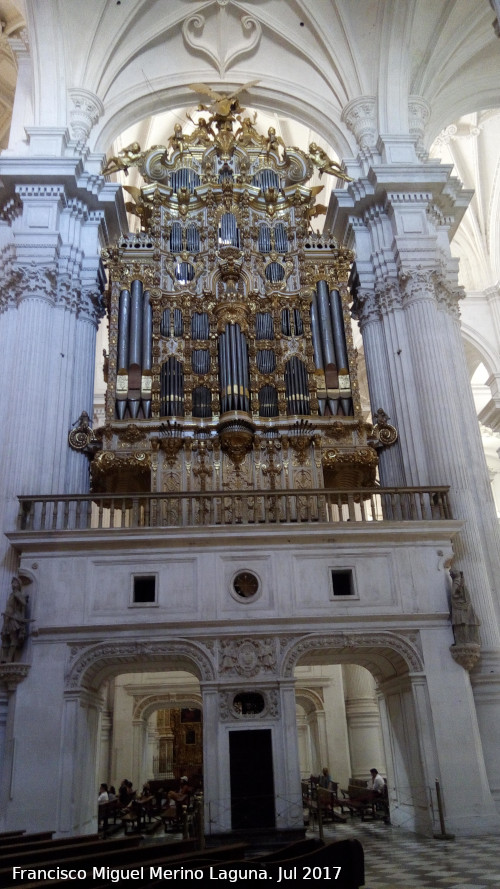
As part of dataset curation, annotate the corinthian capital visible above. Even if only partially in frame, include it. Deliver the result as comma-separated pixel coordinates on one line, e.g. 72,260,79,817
408,96,430,159
341,97,377,150
68,88,104,144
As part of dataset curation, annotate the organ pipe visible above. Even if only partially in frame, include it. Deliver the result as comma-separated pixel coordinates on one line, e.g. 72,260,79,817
285,357,310,416
316,280,336,367
330,289,348,371
117,289,130,372
256,313,274,340
129,279,143,372
218,323,250,413
142,291,152,371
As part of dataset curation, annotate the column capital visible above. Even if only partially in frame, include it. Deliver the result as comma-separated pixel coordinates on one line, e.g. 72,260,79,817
341,96,378,151
68,88,104,144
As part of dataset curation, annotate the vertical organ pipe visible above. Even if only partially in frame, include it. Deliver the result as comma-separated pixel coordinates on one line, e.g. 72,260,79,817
117,290,130,372
219,334,227,411
330,288,352,415
229,324,239,408
330,289,349,371
310,295,324,368
316,280,336,367
129,279,143,371
142,291,152,371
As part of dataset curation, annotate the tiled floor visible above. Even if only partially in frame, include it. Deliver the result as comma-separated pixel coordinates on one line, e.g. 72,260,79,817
311,820,500,889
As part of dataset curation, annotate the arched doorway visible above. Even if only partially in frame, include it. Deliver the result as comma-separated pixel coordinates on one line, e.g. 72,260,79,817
285,631,435,834
60,639,214,836
97,673,203,794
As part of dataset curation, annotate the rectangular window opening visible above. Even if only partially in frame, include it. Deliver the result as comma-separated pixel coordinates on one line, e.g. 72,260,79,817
331,569,354,597
133,574,156,604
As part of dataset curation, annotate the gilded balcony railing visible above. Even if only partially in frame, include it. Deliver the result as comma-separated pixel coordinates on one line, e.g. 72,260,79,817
16,487,452,532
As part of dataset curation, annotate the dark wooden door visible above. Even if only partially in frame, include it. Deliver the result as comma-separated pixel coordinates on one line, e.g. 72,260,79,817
229,729,275,829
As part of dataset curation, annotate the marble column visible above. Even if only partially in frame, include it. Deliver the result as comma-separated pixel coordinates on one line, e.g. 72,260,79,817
343,664,386,781
331,148,500,797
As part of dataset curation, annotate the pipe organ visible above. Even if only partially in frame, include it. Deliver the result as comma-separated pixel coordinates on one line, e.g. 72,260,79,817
95,95,380,494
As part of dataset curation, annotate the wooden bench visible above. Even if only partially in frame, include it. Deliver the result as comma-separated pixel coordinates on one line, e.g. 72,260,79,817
340,777,389,822
0,831,52,848
15,842,248,889
0,831,25,843
0,833,99,858
148,839,364,889
0,836,140,887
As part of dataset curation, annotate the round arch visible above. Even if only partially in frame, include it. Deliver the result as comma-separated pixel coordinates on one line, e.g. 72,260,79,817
92,84,355,159
65,639,216,693
133,692,203,722
282,631,424,682
461,323,500,381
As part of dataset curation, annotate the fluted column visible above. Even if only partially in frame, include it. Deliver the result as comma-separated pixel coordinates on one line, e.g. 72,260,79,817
0,163,122,594
398,275,500,645
354,284,427,486
331,152,500,800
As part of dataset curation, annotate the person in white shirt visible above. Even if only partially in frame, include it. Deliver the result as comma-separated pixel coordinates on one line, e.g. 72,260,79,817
369,769,385,795
98,783,109,804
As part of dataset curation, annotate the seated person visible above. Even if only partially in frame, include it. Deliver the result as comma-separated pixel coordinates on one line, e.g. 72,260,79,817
319,767,334,789
368,768,385,796
167,776,191,806
98,783,109,804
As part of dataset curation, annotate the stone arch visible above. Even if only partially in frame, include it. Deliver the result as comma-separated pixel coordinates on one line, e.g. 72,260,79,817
65,639,216,693
294,687,325,716
93,87,354,158
133,691,203,722
282,631,424,681
461,323,500,380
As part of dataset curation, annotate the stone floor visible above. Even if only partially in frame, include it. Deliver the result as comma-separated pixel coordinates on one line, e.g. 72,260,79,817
311,820,500,889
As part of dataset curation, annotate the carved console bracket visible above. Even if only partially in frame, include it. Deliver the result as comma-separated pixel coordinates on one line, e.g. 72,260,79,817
368,407,398,449
450,643,481,672
68,410,100,456
0,663,30,691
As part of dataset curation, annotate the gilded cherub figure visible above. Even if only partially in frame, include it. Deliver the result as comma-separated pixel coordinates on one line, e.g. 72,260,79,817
264,127,287,160
308,143,352,182
102,142,144,176
188,81,259,121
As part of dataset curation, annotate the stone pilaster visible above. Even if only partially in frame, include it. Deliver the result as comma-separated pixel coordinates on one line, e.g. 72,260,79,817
0,151,123,588
330,157,500,799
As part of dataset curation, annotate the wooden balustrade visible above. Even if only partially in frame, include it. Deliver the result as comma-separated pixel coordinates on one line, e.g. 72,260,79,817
16,487,452,532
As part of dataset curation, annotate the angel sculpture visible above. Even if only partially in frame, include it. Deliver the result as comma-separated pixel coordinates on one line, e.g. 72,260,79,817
102,142,144,176
186,115,215,147
122,185,152,227
188,81,259,120
168,123,190,155
308,143,353,182
264,127,287,160
235,115,261,148
307,203,328,222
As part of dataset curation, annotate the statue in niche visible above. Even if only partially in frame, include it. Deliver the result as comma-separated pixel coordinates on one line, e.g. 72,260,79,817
1,577,29,663
450,569,481,645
